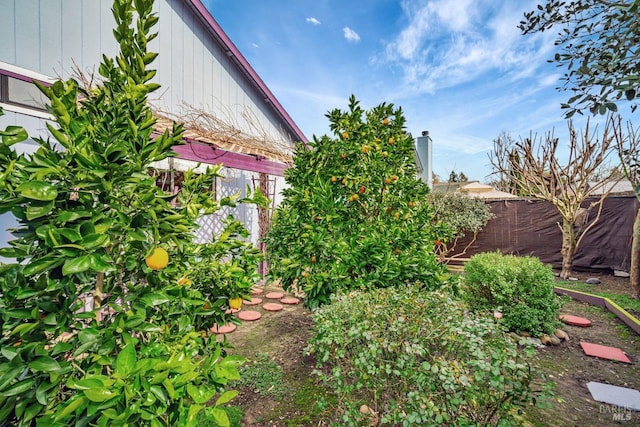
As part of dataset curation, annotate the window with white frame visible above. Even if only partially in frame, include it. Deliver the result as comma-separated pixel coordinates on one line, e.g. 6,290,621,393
0,72,48,111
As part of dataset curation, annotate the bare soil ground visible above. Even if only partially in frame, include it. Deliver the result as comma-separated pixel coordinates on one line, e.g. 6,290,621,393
221,272,640,426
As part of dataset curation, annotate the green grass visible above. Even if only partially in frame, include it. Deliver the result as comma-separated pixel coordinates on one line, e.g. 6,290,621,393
555,280,640,314
235,353,288,398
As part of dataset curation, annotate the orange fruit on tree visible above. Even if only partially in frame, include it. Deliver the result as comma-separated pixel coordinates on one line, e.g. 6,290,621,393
383,117,389,125
388,137,395,144
177,277,191,286
359,186,366,194
408,201,415,207
391,175,398,181
331,176,338,183
361,145,369,154
229,297,243,310
311,255,317,263
342,132,349,139
145,247,169,270
381,151,388,157
342,178,347,185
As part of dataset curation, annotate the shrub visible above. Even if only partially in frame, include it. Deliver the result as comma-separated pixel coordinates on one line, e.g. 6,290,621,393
462,251,562,337
425,191,494,261
0,1,258,425
264,96,450,308
307,286,548,426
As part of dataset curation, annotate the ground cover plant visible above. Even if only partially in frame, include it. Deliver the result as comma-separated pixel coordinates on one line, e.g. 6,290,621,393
0,1,262,425
307,285,551,426
462,251,563,337
265,96,451,308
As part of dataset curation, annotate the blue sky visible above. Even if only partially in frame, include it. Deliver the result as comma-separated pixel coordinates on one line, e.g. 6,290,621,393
205,0,634,182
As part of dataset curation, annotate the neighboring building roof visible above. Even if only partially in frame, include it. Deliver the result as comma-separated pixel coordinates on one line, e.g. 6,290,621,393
184,0,307,145
432,182,466,193
589,178,636,196
456,182,519,199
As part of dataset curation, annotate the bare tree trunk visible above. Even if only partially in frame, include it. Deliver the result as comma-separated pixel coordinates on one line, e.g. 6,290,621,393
560,218,577,279
631,207,640,298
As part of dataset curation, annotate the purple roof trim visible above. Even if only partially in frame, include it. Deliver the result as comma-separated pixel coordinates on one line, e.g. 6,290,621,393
173,139,288,176
0,69,50,85
185,0,308,144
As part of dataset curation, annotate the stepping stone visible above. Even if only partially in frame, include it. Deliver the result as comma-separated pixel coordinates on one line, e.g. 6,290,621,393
587,382,640,411
560,314,592,327
225,308,241,314
244,297,263,306
238,310,261,321
280,297,300,305
265,291,285,299
263,303,283,312
580,342,632,363
210,323,237,334
251,287,264,295
585,277,601,285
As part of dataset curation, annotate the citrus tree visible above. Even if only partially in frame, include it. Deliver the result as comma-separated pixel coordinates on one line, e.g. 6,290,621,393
265,96,450,308
0,0,261,425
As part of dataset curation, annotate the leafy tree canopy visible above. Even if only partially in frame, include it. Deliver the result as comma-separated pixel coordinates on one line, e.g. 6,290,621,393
265,96,450,308
520,0,640,117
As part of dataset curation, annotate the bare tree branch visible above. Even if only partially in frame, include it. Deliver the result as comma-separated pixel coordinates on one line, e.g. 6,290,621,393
489,116,619,278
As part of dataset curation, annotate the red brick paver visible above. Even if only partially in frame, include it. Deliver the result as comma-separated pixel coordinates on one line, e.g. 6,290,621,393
580,342,632,363
263,303,284,312
210,323,237,334
238,310,262,321
560,314,592,327
265,291,285,299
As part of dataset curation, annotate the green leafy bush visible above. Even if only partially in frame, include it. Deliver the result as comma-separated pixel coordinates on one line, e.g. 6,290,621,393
425,191,494,261
462,251,562,337
307,286,548,426
265,96,450,308
0,1,260,425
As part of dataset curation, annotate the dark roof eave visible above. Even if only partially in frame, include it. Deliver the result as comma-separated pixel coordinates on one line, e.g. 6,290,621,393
184,0,308,144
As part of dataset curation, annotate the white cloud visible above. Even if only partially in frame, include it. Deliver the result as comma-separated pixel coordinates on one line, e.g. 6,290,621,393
306,17,321,25
343,26,360,43
539,73,561,88
431,0,475,32
383,0,556,96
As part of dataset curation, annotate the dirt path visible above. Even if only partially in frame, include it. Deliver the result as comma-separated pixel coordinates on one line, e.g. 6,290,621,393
220,275,640,426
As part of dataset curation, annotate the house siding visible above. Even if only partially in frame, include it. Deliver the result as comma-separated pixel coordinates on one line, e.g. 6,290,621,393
0,0,303,249
0,0,296,145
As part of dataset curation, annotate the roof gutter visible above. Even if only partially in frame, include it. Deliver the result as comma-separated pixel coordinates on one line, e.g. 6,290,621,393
185,0,308,144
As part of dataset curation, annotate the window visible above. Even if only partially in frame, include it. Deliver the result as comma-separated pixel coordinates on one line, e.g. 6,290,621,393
0,72,48,111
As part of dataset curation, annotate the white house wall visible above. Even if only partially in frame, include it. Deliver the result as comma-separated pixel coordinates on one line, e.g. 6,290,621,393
0,0,301,251
0,0,294,144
